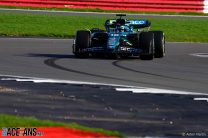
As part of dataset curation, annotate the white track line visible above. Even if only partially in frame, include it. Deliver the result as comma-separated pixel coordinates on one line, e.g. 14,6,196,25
190,53,208,58
116,88,208,96
0,74,137,88
194,98,208,102
1,74,208,96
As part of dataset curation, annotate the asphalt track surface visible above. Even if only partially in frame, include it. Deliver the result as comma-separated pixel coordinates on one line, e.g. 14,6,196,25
1,77,208,137
0,36,208,137
0,38,208,93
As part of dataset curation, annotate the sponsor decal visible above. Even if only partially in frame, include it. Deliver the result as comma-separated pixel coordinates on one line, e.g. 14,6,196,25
2,127,43,137
130,20,146,25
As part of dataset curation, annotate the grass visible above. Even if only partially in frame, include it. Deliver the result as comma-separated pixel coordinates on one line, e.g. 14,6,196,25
0,114,122,137
0,12,207,42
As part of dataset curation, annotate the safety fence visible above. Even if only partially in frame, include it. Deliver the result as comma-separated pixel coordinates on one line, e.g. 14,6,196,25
0,0,207,13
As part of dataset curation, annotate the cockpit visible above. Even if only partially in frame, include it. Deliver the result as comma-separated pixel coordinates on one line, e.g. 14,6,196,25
105,19,132,33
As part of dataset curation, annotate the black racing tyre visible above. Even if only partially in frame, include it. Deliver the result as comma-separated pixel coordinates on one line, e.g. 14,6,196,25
74,30,90,58
139,32,154,60
151,31,165,58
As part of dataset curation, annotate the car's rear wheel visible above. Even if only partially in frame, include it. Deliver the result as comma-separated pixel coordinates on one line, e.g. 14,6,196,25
139,32,154,60
74,30,90,58
151,31,165,58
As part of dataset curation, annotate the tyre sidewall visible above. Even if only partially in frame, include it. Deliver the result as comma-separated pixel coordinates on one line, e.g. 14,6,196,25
151,31,165,58
139,32,154,60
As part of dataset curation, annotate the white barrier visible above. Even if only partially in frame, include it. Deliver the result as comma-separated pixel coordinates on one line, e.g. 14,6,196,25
204,0,208,13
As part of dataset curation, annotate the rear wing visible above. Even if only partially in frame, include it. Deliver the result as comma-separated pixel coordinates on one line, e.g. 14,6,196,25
105,19,151,29
128,20,151,29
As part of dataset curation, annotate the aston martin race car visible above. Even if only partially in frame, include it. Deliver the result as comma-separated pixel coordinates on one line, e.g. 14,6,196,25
73,14,165,60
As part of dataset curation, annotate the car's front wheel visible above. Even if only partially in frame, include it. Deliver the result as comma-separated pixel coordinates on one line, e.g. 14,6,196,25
74,30,90,58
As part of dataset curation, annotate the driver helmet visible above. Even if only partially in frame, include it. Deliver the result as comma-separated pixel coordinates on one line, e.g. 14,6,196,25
119,26,125,32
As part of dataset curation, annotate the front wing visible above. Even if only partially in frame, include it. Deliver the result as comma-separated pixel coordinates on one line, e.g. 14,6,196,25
78,46,143,55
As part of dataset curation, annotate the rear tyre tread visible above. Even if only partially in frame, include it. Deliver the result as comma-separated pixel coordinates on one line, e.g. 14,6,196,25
151,31,165,58
139,32,154,60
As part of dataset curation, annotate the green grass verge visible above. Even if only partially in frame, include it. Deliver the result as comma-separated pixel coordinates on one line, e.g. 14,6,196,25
0,12,207,42
0,5,208,16
0,114,122,137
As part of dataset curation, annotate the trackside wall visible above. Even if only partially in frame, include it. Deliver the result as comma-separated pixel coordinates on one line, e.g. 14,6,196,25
204,0,208,13
0,0,207,13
